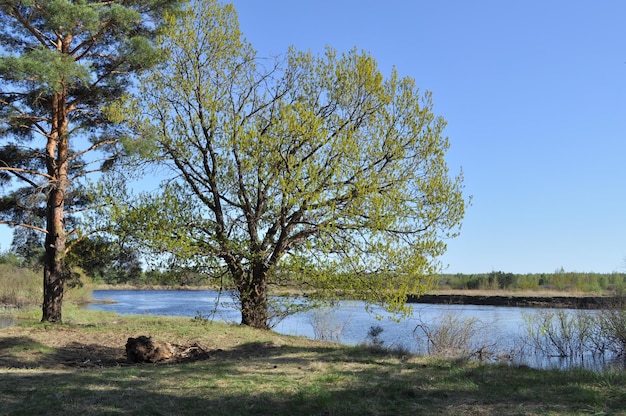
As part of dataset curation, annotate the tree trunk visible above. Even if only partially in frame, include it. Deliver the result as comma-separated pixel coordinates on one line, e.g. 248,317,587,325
41,179,67,323
42,247,65,322
239,264,269,329
42,90,69,323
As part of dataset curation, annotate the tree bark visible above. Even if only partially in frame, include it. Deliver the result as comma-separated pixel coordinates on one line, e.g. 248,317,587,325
41,90,69,323
238,264,269,329
42,184,67,322
42,228,65,323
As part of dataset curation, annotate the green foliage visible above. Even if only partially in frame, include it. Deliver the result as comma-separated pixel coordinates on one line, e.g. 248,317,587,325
134,269,210,287
110,0,467,327
66,236,143,284
0,47,91,93
0,248,23,267
10,227,45,268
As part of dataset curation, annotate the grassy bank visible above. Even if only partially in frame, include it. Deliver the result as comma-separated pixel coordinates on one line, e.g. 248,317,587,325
0,262,93,309
1,307,625,415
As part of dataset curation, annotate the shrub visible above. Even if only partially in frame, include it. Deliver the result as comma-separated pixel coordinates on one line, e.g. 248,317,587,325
596,300,626,358
309,306,348,343
523,310,597,360
414,311,496,361
365,325,385,348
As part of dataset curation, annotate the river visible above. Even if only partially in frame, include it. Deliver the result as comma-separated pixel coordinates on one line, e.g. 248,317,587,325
88,289,622,370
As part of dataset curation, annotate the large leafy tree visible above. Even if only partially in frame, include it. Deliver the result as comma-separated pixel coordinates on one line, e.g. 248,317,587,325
0,0,184,322
112,0,467,329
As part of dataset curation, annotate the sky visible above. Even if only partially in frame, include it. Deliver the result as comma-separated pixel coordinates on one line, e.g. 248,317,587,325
1,1,625,274
229,0,626,274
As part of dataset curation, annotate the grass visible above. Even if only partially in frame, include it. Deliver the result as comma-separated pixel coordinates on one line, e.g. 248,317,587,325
0,263,93,309
1,307,626,415
0,263,42,307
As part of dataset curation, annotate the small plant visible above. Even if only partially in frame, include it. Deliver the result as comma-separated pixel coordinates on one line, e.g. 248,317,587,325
366,325,385,348
0,263,41,307
523,310,591,359
414,311,496,361
193,310,211,322
596,300,626,358
309,307,348,343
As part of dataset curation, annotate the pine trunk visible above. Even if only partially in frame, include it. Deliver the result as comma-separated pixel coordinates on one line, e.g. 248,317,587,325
42,90,69,323
42,185,67,322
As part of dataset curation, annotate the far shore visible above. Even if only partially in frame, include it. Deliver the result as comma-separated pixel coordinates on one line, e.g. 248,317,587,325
409,291,624,309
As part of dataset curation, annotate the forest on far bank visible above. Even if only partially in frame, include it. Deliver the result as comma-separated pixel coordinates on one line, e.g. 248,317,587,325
2,248,624,299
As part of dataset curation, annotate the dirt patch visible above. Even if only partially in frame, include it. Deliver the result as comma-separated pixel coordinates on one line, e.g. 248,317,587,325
0,325,213,370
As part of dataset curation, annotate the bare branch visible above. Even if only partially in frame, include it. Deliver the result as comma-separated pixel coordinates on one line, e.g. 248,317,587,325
0,166,54,181
0,220,47,234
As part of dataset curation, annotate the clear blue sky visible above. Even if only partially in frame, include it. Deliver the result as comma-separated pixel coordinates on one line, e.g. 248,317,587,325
231,0,626,274
1,1,624,274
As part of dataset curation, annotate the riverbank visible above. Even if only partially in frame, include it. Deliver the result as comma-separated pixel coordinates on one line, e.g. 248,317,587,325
1,307,625,415
409,291,624,309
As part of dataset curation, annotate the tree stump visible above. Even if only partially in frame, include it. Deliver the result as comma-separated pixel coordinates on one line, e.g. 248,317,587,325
125,336,175,363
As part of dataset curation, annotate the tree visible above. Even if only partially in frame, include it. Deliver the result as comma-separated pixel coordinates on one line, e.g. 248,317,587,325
111,0,467,329
0,0,184,322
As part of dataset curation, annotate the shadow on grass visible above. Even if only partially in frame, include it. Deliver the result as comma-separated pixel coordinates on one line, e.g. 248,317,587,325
1,338,625,415
0,335,126,369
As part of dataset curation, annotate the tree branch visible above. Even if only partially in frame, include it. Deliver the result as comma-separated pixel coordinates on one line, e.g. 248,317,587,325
0,220,47,234
0,166,53,181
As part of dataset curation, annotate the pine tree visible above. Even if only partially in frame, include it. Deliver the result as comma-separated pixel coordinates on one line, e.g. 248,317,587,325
0,0,184,322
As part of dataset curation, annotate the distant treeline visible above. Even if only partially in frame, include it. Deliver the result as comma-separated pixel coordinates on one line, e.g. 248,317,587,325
0,249,212,289
4,248,626,294
437,270,626,293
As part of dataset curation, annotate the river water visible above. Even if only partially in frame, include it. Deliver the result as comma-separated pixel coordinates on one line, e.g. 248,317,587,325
88,289,620,370
0,315,16,329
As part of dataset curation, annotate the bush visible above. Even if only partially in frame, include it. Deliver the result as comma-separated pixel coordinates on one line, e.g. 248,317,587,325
0,250,23,267
64,268,94,304
522,310,595,359
309,307,348,343
365,325,385,348
597,301,626,358
414,311,496,361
